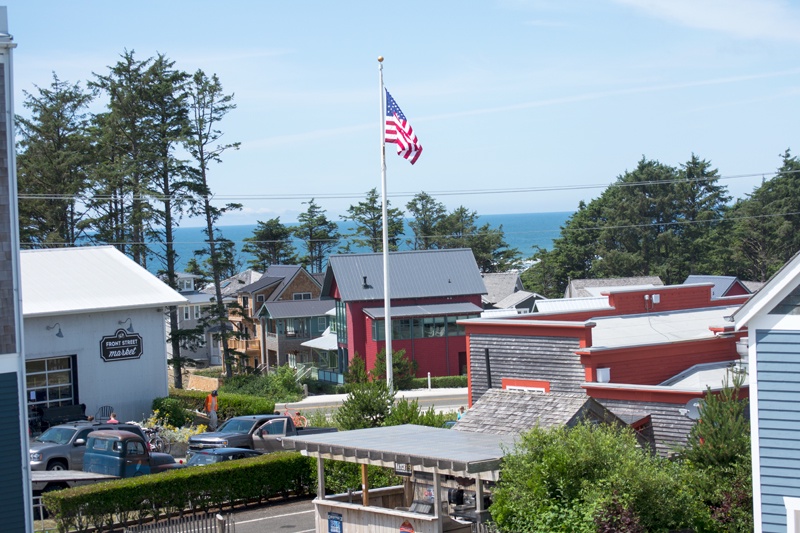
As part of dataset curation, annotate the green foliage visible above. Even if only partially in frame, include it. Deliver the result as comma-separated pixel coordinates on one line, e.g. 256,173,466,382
150,398,190,427
333,381,395,430
293,198,340,273
491,422,696,533
408,375,467,389
166,388,275,420
343,355,369,391
683,370,750,468
318,462,402,495
384,397,454,428
370,349,418,391
219,364,303,402
341,187,405,252
42,452,313,531
242,217,297,270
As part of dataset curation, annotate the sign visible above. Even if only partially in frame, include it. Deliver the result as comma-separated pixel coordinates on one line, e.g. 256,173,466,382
100,329,143,362
400,520,415,533
327,512,342,533
395,463,413,477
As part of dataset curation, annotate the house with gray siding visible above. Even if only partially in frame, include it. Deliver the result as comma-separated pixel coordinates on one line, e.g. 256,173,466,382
733,250,800,533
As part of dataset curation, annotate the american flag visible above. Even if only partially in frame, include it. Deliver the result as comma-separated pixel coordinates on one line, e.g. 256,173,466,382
385,89,422,165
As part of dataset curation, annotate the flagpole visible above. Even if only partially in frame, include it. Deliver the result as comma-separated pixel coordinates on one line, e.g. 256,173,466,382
378,56,393,394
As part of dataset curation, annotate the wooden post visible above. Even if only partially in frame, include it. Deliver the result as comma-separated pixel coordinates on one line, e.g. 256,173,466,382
404,476,413,507
433,471,443,533
361,463,369,506
317,456,325,501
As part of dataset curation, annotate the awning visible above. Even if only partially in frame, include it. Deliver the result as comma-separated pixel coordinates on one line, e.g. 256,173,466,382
282,424,515,478
301,332,337,351
363,302,483,319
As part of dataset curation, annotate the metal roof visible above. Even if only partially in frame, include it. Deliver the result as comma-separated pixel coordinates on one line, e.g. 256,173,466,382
588,305,740,349
323,249,486,302
301,330,337,351
282,424,515,476
534,297,612,314
683,275,749,298
258,299,334,319
363,302,482,319
21,246,186,317
565,276,663,298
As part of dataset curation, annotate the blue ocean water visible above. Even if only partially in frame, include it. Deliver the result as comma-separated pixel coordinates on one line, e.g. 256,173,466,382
162,211,571,273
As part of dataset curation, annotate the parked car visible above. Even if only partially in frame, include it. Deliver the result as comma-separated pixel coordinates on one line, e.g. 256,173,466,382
187,414,337,457
83,430,182,477
185,448,263,466
29,421,147,471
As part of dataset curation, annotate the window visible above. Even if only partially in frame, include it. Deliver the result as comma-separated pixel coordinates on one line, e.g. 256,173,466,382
242,296,250,310
446,316,459,337
318,316,327,331
285,318,310,338
293,292,312,300
193,305,201,319
770,285,800,315
256,294,265,303
126,441,145,455
183,306,190,321
372,319,386,341
179,279,193,291
26,356,75,412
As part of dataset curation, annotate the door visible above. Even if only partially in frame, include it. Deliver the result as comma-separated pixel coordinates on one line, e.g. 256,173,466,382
123,440,150,477
70,427,94,470
253,419,287,452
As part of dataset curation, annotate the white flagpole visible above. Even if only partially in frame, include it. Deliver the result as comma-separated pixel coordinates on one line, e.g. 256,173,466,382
378,56,393,394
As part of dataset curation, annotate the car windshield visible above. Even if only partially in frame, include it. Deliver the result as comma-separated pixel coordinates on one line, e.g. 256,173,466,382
35,427,77,445
187,453,223,466
215,419,256,434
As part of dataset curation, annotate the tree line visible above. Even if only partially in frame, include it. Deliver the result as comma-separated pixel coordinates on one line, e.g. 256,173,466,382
521,152,800,298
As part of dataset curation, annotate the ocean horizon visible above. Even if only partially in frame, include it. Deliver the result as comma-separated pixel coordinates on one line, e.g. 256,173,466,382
159,211,572,274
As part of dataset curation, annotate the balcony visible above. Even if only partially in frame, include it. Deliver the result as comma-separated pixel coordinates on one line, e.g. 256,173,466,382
228,339,261,356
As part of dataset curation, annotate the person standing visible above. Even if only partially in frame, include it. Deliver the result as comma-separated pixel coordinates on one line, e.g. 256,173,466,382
205,390,218,431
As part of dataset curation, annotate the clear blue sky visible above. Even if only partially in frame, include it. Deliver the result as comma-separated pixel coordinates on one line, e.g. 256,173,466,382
3,1,799,226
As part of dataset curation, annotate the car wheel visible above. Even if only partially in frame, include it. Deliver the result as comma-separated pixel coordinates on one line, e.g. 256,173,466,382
47,460,68,471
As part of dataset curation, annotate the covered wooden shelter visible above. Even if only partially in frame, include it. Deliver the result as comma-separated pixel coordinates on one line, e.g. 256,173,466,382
283,424,515,533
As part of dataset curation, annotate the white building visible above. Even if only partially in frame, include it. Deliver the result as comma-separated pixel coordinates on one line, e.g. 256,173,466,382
21,246,185,429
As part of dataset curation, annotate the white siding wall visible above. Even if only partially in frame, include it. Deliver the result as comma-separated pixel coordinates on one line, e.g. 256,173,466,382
24,307,169,423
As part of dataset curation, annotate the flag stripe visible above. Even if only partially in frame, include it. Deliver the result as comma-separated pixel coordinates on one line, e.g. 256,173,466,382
385,89,422,165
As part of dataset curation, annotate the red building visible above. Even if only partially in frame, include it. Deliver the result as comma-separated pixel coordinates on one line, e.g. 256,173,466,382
321,249,486,378
460,281,752,455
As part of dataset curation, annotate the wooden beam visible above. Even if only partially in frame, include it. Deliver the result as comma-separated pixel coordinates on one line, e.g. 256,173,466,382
361,463,369,507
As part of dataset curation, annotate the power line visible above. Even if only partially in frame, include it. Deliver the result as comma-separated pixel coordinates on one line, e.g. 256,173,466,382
16,168,797,203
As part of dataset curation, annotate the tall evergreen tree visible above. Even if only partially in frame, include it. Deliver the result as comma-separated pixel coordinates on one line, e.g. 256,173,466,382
341,188,404,252
184,69,241,378
728,150,800,281
242,217,297,269
294,198,340,273
16,74,93,246
405,191,447,250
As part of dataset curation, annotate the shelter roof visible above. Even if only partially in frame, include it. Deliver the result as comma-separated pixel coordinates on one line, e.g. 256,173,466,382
282,424,515,476
493,290,541,310
21,246,185,317
323,249,486,302
301,329,337,351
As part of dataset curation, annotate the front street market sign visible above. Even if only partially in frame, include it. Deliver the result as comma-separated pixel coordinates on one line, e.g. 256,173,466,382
100,329,143,362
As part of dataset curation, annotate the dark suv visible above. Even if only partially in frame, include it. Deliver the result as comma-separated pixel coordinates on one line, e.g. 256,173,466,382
29,421,147,471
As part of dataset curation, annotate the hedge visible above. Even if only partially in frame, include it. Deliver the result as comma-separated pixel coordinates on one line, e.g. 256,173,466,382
165,388,275,420
408,375,467,389
42,451,313,532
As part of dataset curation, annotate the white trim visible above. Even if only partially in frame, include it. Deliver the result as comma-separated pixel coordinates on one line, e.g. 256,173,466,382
785,497,800,532
750,332,763,532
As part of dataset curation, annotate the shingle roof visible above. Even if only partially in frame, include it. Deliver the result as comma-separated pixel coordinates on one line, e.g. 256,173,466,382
323,249,486,302
208,269,262,298
21,246,185,317
258,299,334,319
481,272,523,306
454,389,619,436
684,275,749,298
565,276,663,298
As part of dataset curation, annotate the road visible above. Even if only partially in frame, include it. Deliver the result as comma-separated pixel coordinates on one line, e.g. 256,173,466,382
227,497,316,533
284,388,469,418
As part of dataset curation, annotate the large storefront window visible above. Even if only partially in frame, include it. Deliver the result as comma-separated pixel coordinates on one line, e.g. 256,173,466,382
372,315,480,341
26,356,77,432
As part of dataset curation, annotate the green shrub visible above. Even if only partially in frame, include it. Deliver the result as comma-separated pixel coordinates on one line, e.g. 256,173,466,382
384,397,454,428
220,364,303,401
333,381,394,430
408,375,467,389
151,397,190,427
343,355,368,391
371,349,417,391
43,452,313,532
319,461,402,495
166,388,275,420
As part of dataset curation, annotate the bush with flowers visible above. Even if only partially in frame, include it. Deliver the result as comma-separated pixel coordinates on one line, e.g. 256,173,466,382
143,409,207,444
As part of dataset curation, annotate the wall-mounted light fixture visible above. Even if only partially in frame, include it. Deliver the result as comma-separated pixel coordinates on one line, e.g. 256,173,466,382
46,323,64,338
118,317,134,333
